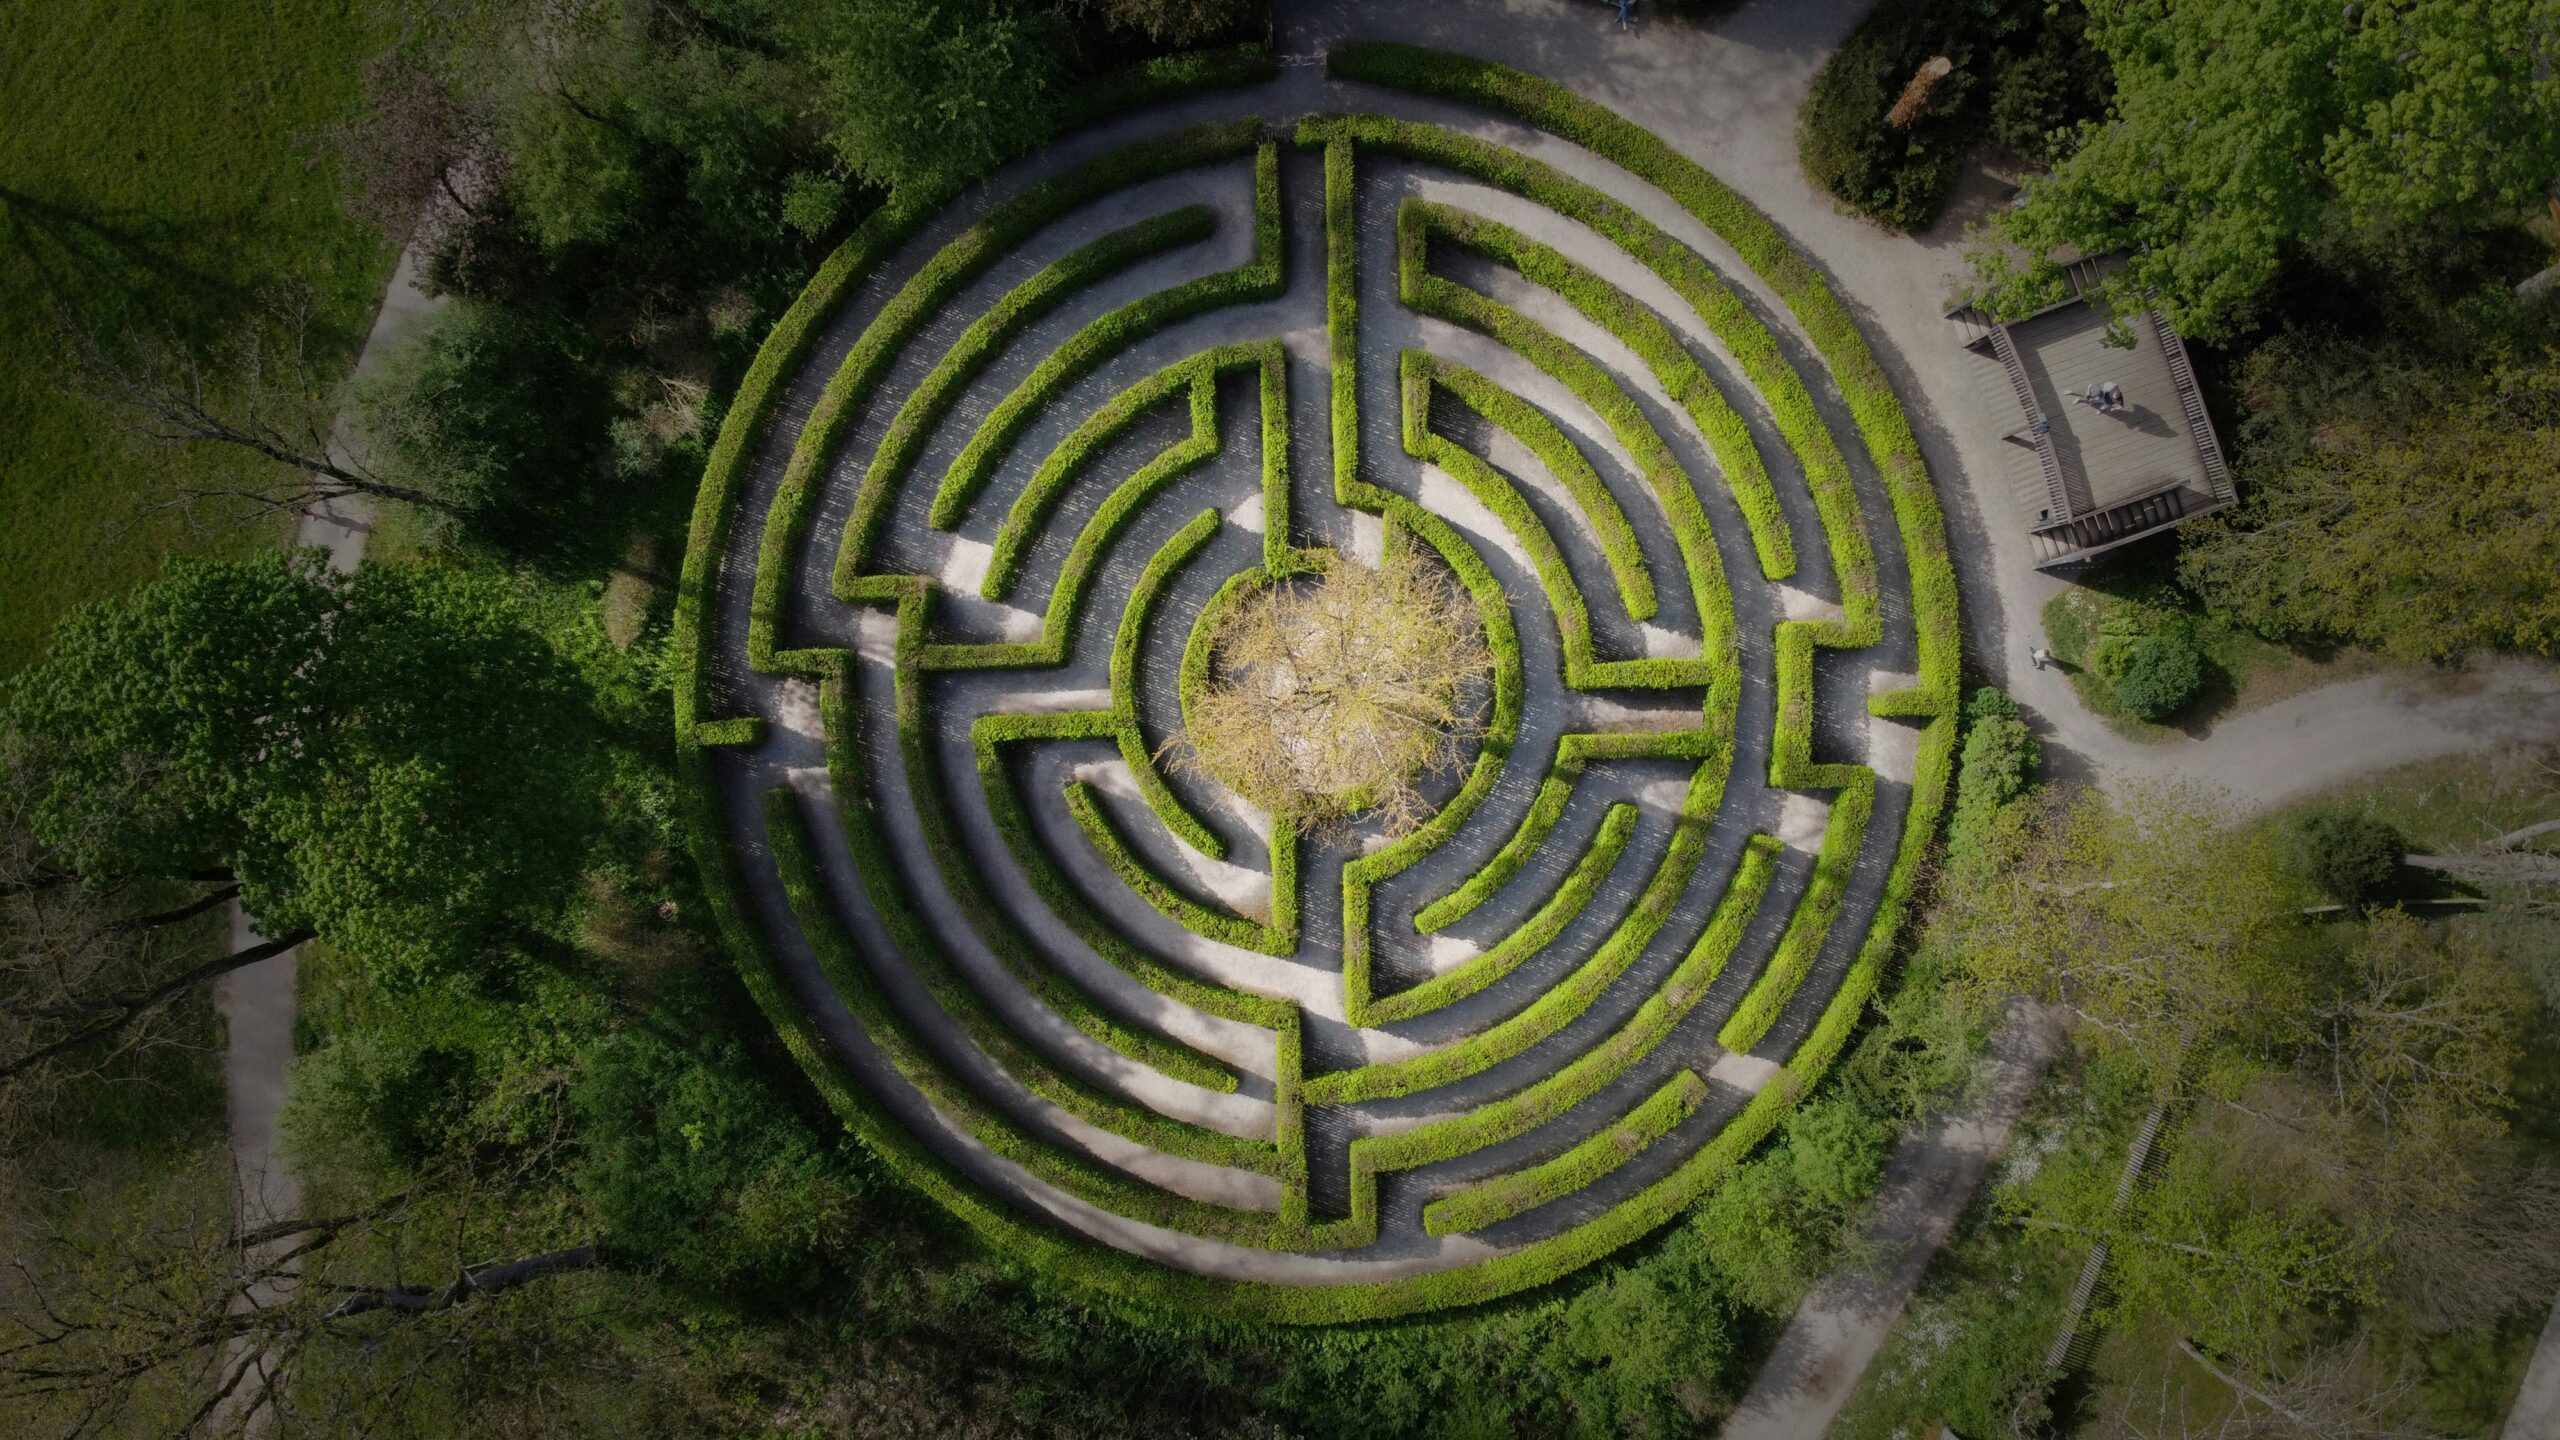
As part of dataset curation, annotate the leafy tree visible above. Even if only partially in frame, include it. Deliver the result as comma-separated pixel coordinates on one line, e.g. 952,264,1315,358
2,554,597,985
353,297,614,567
2179,339,2560,661
1941,781,2302,1084
2288,812,2403,908
2109,630,2203,721
1977,0,2560,339
1798,0,2108,231
801,0,1070,195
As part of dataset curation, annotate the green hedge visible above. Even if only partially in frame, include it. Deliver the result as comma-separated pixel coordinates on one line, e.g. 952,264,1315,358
926,141,1284,536
1308,762,1727,1104
1370,831,1779,1202
970,710,1296,1025
1325,46,1961,712
861,204,1214,575
1422,341,1656,619
1413,760,1578,933
1425,1068,1707,1235
1364,801,1639,1025
745,117,1264,670
1399,351,1724,693
921,344,1273,669
1063,778,1291,954
766,785,1295,1240
1109,508,1227,858
1717,769,1877,1052
1404,198,1796,581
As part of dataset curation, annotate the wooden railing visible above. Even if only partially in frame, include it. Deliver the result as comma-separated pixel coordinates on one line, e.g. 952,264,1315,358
1988,321,2073,523
2147,309,2234,504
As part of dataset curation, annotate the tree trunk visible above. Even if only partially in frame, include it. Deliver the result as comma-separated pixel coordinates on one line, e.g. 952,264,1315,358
325,1245,598,1318
0,927,312,1080
117,883,242,933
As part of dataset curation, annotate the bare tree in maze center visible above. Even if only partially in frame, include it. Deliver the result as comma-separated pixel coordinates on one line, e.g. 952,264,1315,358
1172,543,1493,837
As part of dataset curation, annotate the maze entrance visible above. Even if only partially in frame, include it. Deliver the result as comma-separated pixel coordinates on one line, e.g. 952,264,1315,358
675,47,1959,1322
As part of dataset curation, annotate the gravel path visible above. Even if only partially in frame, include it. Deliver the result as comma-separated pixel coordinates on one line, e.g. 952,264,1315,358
2509,1304,2560,1440
1723,1002,2065,1440
210,242,439,1431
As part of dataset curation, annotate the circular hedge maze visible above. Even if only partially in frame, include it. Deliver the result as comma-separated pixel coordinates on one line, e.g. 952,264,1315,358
673,46,1959,1322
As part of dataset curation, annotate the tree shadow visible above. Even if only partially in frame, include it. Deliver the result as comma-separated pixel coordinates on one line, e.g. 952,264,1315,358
0,183,325,350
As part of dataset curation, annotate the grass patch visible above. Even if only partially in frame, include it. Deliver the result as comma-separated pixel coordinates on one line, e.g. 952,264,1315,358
2253,745,2560,857
0,1,396,671
2040,547,2377,741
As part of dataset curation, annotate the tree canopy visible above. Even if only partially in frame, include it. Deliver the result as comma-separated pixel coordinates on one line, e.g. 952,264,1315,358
1977,0,2560,339
2,553,597,984
2178,337,2560,661
1940,781,2303,1083
801,0,1071,196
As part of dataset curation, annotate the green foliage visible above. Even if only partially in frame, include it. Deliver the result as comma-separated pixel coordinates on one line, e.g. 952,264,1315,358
3,554,598,984
1786,1096,1891,1212
1946,685,2038,867
1424,1070,1703,1236
2288,811,2404,908
1942,782,2303,1084
2109,628,2204,720
1539,1237,1736,1437
1692,1155,1824,1312
778,170,845,240
802,0,1070,195
1978,0,2560,339
569,1027,865,1300
282,1028,477,1179
1798,0,2107,231
354,298,614,569
2181,338,2560,662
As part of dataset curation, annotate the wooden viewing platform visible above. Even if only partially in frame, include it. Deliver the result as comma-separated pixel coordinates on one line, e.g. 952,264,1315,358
1949,258,2236,570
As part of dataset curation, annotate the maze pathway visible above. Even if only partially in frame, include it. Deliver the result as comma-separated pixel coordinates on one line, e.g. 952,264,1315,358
672,46,1959,1322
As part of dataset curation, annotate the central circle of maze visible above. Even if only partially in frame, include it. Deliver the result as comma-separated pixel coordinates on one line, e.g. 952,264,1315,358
682,54,1959,1320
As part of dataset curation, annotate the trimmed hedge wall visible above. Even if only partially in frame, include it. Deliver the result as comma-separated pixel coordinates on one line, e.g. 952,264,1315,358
970,710,1296,1026
1404,198,1796,581
1110,507,1227,859
1425,1068,1707,1235
1363,800,1639,1025
1374,831,1780,1214
927,141,1284,536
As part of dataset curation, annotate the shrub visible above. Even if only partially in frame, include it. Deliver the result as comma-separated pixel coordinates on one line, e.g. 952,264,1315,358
2111,631,2205,719
1795,0,2108,232
779,170,846,239
1785,1097,1890,1212
1947,685,2039,864
2289,812,2404,907
569,1029,864,1299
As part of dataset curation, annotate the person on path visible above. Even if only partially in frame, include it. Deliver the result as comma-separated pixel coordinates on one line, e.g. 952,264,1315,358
2030,646,2053,671
1616,0,1634,28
